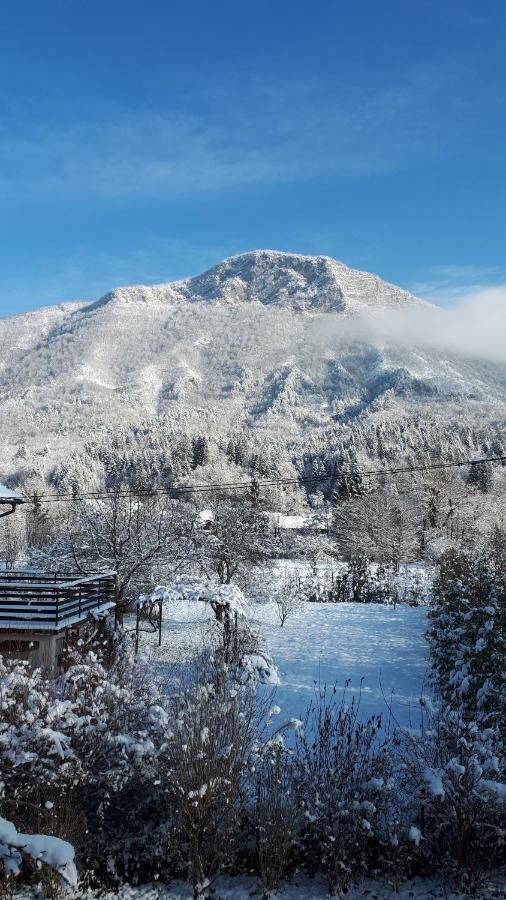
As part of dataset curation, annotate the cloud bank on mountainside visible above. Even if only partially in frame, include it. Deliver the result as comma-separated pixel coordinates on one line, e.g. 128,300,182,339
323,285,506,364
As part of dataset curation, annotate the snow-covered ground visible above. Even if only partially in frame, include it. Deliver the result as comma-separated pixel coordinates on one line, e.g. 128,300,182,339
252,602,429,730
12,871,506,899
137,598,429,731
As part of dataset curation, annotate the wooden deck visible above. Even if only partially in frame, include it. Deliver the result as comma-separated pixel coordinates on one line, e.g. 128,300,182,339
0,571,116,632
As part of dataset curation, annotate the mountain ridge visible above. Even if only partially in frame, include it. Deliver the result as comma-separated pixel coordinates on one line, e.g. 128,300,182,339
83,250,428,315
0,250,503,485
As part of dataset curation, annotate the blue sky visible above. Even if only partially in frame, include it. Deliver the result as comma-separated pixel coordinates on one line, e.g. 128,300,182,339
0,0,505,315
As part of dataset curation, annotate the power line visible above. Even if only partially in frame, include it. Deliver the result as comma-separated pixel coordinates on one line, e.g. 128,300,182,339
28,454,506,505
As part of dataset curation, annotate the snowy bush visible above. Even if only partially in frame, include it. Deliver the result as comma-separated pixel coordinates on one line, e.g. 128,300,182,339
408,541,506,886
428,548,505,721
158,647,262,898
349,550,371,602
0,619,172,889
252,739,302,895
398,702,505,887
61,637,171,885
293,684,392,894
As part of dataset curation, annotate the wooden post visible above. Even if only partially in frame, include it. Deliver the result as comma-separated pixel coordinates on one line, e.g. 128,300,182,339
135,605,140,655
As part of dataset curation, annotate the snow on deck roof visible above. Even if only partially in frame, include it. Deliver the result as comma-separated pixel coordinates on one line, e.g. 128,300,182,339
0,483,25,503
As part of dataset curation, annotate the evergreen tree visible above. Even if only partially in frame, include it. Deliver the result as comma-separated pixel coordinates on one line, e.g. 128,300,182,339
247,477,260,507
25,492,51,549
349,550,369,602
467,460,493,493
331,466,364,504
191,436,209,469
428,546,506,724
427,487,441,528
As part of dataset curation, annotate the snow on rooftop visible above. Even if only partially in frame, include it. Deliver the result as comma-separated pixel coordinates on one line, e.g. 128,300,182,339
196,508,214,525
0,482,24,503
269,512,307,530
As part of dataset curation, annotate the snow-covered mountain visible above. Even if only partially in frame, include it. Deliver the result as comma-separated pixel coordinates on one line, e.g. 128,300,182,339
0,250,504,480
87,250,427,314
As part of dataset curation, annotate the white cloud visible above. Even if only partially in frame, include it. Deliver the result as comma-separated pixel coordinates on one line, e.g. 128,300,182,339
0,77,447,200
390,285,506,362
327,285,506,364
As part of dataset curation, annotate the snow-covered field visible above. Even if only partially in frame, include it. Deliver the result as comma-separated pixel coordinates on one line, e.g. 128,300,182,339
253,602,429,730
137,599,429,731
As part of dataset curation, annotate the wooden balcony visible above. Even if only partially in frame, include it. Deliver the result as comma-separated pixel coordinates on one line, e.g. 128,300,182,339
0,571,116,633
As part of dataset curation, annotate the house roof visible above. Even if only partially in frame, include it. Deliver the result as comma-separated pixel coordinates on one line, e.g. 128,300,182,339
0,483,25,504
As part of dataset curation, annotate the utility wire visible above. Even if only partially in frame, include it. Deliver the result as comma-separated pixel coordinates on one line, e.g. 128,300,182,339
28,454,506,504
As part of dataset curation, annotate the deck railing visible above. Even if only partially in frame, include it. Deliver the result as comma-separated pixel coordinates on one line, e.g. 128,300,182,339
0,571,116,630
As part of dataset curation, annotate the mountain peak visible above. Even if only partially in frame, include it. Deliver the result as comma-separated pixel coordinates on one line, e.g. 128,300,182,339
182,250,423,313
87,250,425,315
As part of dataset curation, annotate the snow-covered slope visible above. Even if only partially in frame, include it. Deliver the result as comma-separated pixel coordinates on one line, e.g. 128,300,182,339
0,250,504,474
0,301,87,375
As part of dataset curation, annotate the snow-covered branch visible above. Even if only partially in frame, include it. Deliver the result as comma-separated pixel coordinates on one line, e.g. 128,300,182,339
0,815,77,886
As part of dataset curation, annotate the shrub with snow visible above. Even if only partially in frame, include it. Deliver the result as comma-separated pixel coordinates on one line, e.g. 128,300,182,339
158,644,263,898
404,542,506,886
293,685,393,894
398,702,505,886
252,738,302,894
428,547,505,722
0,619,172,889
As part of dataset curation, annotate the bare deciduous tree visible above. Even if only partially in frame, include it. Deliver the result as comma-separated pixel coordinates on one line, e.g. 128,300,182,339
333,484,419,564
197,500,271,584
274,575,303,626
34,491,195,616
